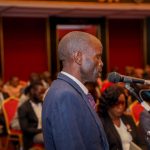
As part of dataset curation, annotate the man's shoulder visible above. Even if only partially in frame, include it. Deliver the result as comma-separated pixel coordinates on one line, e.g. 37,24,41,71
46,80,80,101
43,79,83,110
49,77,80,95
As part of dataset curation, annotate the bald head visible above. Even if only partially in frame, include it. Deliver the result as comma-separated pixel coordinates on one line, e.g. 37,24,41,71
58,31,101,62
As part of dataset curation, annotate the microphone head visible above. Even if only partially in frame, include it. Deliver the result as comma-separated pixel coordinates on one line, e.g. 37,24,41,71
107,72,122,83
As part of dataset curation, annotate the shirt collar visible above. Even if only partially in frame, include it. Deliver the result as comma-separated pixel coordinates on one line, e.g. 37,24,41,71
30,100,42,106
61,71,88,95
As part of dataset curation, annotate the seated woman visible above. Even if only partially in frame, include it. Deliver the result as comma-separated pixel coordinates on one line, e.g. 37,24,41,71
97,84,142,150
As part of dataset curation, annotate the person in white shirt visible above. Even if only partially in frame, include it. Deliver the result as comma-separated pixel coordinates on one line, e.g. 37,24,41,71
98,84,142,150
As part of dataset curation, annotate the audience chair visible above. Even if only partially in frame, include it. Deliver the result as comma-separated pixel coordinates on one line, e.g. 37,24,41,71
30,143,44,150
2,97,23,150
129,100,144,126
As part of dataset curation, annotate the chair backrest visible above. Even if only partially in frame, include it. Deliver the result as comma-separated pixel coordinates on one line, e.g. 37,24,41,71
129,100,144,125
2,97,19,133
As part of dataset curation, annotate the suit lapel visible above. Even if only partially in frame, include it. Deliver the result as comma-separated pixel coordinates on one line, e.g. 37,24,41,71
27,101,38,122
57,73,102,126
107,116,122,147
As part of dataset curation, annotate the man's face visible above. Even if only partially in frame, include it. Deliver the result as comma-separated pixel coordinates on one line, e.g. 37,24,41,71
10,77,19,87
31,85,45,102
80,40,103,82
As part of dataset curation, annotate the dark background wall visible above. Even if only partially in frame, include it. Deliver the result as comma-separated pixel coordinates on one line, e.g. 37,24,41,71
0,17,148,81
2,18,48,81
108,19,144,73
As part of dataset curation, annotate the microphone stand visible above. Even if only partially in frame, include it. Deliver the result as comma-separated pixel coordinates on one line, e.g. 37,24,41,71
125,83,150,112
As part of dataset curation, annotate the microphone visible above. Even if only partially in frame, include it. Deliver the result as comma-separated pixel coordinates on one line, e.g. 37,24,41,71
107,72,150,85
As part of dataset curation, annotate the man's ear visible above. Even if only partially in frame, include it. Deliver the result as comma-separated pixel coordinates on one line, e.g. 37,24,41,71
73,51,82,65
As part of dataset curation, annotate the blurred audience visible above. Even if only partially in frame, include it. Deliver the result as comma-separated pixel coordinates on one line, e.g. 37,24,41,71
40,71,52,89
1,68,150,149
125,66,135,76
28,72,41,86
3,76,24,98
11,85,31,130
11,71,51,130
133,68,144,79
143,65,150,80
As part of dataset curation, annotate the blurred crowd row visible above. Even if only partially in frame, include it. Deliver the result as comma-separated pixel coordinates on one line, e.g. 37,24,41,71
0,65,150,149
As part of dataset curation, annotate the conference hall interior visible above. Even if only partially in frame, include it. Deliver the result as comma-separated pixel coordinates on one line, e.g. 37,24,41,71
0,0,150,150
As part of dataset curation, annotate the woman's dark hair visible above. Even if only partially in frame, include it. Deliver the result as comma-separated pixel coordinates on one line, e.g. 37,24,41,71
98,84,127,116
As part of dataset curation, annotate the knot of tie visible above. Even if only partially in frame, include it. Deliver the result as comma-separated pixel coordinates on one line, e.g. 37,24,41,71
87,93,96,110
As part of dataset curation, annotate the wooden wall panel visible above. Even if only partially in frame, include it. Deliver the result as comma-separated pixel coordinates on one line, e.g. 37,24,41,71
108,19,144,74
146,18,150,65
3,17,48,81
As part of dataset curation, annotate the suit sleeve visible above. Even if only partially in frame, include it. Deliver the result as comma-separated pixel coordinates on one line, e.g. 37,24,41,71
139,111,150,149
48,92,86,150
140,112,150,134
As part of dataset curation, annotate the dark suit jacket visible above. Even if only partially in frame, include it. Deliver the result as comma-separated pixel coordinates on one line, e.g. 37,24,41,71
42,73,109,150
99,114,141,150
139,110,150,149
18,100,42,150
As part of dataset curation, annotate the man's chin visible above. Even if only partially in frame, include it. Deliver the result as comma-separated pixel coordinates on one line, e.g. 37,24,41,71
84,73,100,83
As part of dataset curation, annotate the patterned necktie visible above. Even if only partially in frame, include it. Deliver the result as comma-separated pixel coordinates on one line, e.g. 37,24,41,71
87,93,96,110
87,93,109,149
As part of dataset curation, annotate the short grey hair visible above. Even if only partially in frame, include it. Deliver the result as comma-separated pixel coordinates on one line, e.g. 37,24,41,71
58,31,98,61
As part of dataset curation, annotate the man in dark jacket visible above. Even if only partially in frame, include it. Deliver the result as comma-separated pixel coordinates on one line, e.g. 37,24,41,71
18,82,45,150
42,31,109,150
